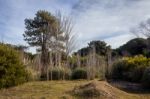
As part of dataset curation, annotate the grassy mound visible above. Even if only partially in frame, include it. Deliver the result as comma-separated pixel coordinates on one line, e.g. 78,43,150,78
72,81,116,98
1,80,150,99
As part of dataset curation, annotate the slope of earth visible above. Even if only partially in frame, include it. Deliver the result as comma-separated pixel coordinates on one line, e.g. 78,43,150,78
0,80,150,99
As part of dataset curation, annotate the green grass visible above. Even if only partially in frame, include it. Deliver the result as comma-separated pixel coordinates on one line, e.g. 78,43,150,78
0,80,150,99
0,80,89,99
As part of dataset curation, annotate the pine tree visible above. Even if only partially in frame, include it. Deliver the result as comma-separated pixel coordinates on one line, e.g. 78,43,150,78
23,10,57,79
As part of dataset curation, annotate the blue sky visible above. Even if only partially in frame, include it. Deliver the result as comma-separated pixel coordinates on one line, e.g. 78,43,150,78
0,0,150,53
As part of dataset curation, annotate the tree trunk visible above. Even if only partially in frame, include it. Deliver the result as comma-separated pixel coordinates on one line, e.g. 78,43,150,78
41,44,49,80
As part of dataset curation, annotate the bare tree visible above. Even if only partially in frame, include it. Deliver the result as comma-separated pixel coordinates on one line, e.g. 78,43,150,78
55,11,76,68
105,47,112,79
87,44,96,80
77,53,81,67
42,12,76,80
131,18,150,38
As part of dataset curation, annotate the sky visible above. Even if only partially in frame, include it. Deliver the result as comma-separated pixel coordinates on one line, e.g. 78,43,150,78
0,0,150,53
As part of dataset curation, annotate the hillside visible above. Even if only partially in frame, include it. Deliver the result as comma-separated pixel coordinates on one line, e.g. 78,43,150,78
0,80,150,99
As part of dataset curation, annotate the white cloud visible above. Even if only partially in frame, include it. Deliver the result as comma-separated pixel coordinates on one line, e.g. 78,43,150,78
105,34,135,48
1,0,150,53
0,0,72,45
73,0,150,49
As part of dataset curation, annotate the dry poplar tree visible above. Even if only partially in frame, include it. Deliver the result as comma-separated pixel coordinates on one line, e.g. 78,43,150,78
87,44,96,80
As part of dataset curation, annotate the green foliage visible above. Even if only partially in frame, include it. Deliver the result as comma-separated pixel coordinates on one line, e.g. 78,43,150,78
23,10,57,46
115,38,150,56
111,60,127,80
24,10,59,76
111,55,150,82
75,40,110,57
142,67,150,88
72,68,87,80
88,40,110,56
0,44,28,88
23,10,66,76
49,67,71,80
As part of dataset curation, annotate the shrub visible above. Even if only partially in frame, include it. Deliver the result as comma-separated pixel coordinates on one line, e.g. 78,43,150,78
0,44,28,88
142,67,150,88
72,68,87,80
111,60,127,80
129,67,145,82
49,67,71,80
111,55,150,82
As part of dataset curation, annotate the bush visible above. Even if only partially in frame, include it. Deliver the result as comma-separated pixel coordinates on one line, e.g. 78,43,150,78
111,60,127,80
111,55,150,82
72,68,87,80
130,67,145,82
0,44,28,88
50,67,71,80
142,67,150,88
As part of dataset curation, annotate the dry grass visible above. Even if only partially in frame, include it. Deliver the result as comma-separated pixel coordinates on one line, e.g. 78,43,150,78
0,80,88,99
0,80,150,99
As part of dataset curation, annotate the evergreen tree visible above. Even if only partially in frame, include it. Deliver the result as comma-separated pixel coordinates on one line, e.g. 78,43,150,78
23,10,57,77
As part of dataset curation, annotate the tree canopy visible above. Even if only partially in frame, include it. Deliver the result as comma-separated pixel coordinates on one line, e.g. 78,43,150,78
75,40,111,57
23,10,60,75
115,38,150,57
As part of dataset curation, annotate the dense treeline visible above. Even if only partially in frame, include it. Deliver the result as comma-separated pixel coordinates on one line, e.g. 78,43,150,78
74,40,111,57
75,37,150,59
114,38,150,57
